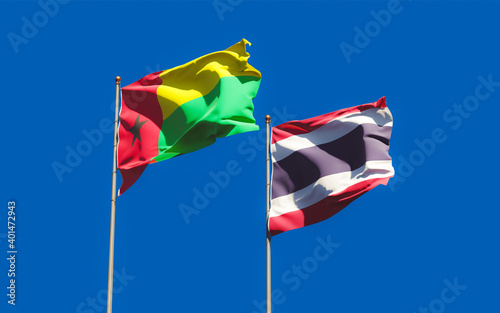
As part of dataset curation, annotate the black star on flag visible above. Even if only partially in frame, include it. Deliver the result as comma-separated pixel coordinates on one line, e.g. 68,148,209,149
128,115,147,147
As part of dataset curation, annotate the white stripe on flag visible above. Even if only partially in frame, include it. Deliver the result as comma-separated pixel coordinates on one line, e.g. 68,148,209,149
270,160,394,217
271,107,393,162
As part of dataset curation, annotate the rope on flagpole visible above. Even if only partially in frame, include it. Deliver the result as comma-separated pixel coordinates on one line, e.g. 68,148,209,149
265,115,272,313
107,76,121,313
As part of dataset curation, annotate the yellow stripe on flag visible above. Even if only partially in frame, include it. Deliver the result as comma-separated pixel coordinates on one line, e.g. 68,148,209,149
156,39,261,120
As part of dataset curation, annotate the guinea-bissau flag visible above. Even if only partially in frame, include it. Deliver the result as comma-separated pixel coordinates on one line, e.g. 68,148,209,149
117,39,261,195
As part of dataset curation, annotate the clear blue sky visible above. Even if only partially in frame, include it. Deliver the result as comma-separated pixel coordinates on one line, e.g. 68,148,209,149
2,1,500,312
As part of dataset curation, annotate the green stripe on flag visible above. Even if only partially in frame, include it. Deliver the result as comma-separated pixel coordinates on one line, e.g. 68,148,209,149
154,75,260,162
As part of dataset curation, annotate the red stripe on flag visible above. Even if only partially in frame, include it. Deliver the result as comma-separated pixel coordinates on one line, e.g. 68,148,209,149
268,176,391,236
271,97,386,144
118,163,148,196
117,71,164,195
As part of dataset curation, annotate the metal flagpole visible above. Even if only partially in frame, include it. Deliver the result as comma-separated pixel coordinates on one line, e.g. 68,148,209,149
265,115,272,313
107,76,121,313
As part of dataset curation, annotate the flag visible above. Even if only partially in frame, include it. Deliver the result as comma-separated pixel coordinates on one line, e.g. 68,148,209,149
269,97,394,236
117,39,261,195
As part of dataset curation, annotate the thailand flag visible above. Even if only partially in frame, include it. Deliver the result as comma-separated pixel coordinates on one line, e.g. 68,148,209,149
269,97,394,236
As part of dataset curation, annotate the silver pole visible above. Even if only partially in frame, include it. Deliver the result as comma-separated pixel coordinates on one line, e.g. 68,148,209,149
107,76,121,313
265,115,272,313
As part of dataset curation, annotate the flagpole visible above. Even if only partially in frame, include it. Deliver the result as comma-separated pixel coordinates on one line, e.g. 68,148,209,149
107,76,121,313
265,115,272,313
